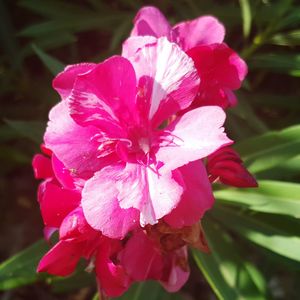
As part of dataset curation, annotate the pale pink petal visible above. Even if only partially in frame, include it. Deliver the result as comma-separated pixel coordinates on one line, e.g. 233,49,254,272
68,56,137,133
112,163,184,226
39,179,80,228
32,154,53,179
122,36,157,58
131,6,171,38
129,37,200,127
120,230,163,281
44,101,103,179
37,240,82,276
59,207,96,241
81,165,140,239
156,106,232,173
53,63,96,100
43,226,57,242
160,246,190,292
164,160,214,228
172,16,225,50
96,238,132,297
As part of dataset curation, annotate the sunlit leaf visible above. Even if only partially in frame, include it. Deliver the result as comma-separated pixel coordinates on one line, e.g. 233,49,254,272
234,124,300,173
211,205,300,263
193,216,266,300
239,0,251,38
215,180,300,218
0,240,48,290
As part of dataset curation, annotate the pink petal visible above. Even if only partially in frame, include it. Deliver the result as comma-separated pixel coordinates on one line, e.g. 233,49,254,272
37,240,82,276
164,160,214,228
122,36,157,58
59,207,96,241
95,238,132,297
156,106,232,173
32,154,53,179
81,164,140,239
131,6,171,39
39,179,80,228
207,147,258,188
53,63,96,100
43,226,57,242
120,230,163,281
172,16,225,50
160,247,190,292
44,101,103,179
129,37,200,127
68,55,136,133
116,163,184,226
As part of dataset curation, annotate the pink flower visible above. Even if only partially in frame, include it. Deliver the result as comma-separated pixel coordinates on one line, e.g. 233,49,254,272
45,37,231,239
124,6,247,109
206,146,258,188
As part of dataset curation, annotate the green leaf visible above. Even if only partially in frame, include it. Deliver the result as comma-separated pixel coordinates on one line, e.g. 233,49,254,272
5,119,46,144
193,217,266,300
211,205,300,263
32,44,64,75
249,53,300,77
234,124,300,173
116,281,184,300
215,180,300,218
0,240,48,290
269,29,300,46
239,0,251,38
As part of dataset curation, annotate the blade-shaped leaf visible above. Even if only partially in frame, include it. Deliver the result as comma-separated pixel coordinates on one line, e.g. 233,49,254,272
32,44,64,75
193,216,266,300
234,124,300,173
0,240,48,290
214,180,300,218
211,205,300,262
239,0,252,38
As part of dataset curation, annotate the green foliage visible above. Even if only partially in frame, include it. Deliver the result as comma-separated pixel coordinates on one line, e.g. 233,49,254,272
1,0,300,299
0,240,48,290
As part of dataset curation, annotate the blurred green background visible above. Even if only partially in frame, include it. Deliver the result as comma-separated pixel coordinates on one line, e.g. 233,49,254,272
0,0,300,299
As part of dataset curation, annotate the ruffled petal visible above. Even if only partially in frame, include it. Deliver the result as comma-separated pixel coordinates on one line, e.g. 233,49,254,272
131,6,171,39
68,55,137,134
120,230,163,281
39,179,80,228
53,63,96,100
164,160,214,228
129,37,200,127
81,164,140,239
156,106,232,172
37,240,82,276
44,101,103,179
95,238,132,297
160,246,190,292
32,154,53,179
172,16,225,50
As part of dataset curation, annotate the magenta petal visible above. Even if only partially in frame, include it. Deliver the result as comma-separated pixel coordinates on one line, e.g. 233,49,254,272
96,238,131,297
122,36,157,58
131,6,171,38
59,207,95,241
37,240,82,276
172,16,225,50
156,106,232,172
130,37,200,127
53,63,96,100
116,163,184,226
32,154,53,179
68,55,137,132
164,160,214,228
44,101,102,179
82,165,140,239
120,230,163,281
160,247,190,292
40,180,80,228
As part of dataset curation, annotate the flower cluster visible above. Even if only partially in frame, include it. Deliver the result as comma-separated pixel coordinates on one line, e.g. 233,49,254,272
33,6,257,298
